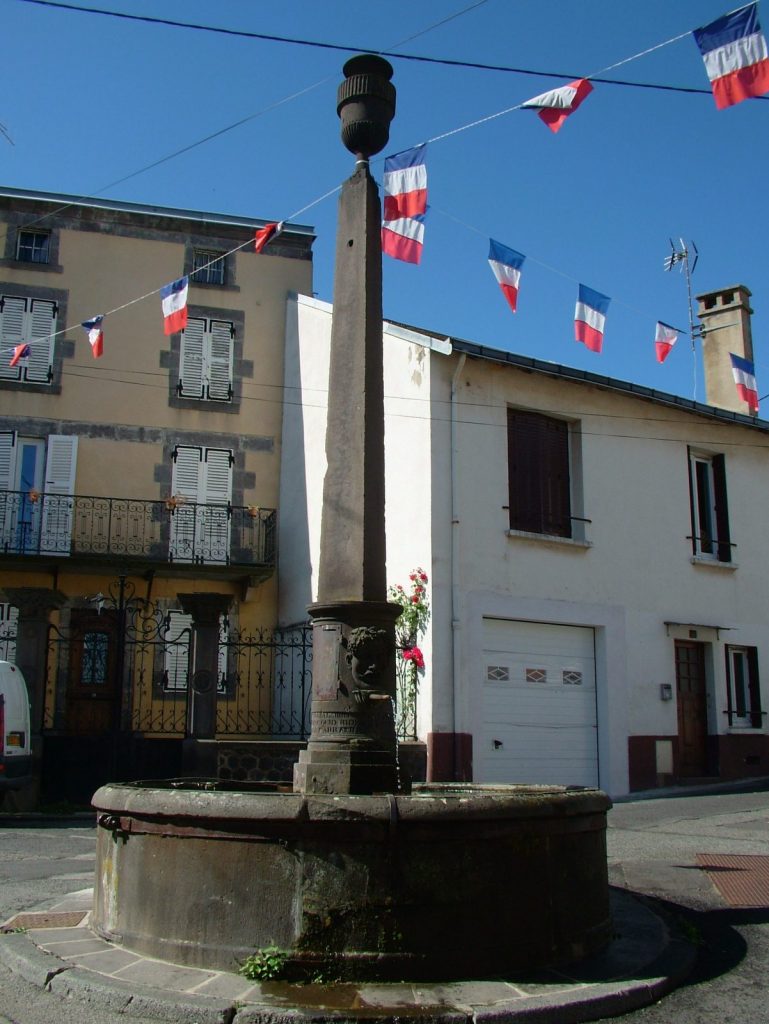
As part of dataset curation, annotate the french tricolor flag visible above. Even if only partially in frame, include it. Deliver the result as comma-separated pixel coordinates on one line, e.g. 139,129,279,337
9,343,30,368
575,285,610,353
521,78,593,133
82,315,104,359
254,221,283,254
730,352,759,412
693,3,769,109
160,277,189,335
382,145,427,264
488,240,526,313
654,321,678,363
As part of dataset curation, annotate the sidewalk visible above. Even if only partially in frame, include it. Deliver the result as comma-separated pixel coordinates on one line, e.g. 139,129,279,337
0,885,695,1024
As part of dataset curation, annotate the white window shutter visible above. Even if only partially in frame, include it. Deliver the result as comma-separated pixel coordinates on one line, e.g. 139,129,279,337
163,610,227,690
44,435,78,494
25,300,55,383
0,431,17,491
201,449,232,565
0,432,18,552
0,296,27,381
207,320,234,401
163,611,192,690
171,445,202,501
0,603,18,664
41,434,78,554
179,318,206,398
170,446,202,562
202,448,233,504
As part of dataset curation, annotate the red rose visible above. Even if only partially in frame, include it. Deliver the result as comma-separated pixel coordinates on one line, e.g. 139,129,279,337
405,646,425,669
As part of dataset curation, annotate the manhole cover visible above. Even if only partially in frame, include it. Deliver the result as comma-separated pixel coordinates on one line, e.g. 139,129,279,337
1,910,87,932
696,853,769,907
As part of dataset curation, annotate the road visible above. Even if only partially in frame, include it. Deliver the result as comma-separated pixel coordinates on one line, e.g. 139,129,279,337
0,817,162,1024
603,786,769,1024
0,787,767,1023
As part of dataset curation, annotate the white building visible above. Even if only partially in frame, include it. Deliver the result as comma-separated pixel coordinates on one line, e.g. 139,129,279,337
279,285,768,798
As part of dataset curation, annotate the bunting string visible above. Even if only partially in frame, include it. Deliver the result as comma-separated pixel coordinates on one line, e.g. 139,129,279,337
2,1,766,412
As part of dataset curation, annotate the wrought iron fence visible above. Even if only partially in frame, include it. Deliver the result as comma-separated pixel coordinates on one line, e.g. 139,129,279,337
216,626,313,738
0,490,275,568
395,651,418,741
0,607,17,664
41,583,416,742
44,603,314,740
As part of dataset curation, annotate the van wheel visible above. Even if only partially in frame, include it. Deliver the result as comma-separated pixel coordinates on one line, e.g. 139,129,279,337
0,786,35,813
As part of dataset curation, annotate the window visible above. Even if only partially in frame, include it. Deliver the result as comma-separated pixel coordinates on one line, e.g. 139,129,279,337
0,294,56,384
725,646,763,727
0,604,17,663
190,249,225,286
80,632,110,686
178,317,234,401
688,449,731,561
16,231,50,264
507,409,572,537
169,445,233,564
0,432,77,555
162,610,228,692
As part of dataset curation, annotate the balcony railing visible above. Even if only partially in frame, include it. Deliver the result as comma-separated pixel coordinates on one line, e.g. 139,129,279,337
0,490,276,569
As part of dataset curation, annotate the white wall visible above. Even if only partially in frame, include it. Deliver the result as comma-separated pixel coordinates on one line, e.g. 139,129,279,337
282,296,769,797
278,295,437,726
435,351,769,795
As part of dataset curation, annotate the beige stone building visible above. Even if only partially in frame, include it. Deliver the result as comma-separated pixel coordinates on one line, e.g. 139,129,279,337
0,186,314,804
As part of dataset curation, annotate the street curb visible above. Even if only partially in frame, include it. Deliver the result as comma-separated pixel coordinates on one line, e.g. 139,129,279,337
0,932,73,988
612,775,769,802
0,890,697,1024
48,967,234,1024
0,813,96,828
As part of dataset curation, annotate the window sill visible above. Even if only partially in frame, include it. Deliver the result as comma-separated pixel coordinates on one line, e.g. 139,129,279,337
189,281,241,293
0,258,64,274
725,725,764,733
169,395,239,415
506,529,591,550
690,556,738,571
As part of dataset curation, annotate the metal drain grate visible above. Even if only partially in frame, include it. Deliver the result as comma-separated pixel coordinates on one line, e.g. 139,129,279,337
696,853,769,907
1,910,88,932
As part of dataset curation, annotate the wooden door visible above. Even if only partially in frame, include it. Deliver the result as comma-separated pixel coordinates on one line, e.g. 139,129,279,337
675,640,709,777
66,610,119,735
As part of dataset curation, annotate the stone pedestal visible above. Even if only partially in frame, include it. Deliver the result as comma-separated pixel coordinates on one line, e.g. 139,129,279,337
294,601,402,794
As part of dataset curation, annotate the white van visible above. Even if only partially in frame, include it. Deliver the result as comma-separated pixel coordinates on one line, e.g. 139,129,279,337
0,661,32,793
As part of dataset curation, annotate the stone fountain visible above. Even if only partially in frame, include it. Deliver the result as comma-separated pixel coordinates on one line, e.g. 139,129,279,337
91,55,611,984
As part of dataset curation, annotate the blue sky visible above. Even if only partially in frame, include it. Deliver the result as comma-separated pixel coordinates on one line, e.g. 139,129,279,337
3,0,768,404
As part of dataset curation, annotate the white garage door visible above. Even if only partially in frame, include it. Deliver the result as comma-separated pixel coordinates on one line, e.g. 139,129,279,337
478,618,598,787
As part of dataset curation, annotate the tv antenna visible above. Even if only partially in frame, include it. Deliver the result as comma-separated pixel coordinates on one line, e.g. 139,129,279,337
664,238,701,399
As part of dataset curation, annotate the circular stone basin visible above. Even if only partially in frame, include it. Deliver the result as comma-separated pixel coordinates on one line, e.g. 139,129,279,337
91,781,611,981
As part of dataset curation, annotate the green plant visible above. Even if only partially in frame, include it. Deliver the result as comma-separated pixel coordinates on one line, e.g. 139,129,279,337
309,967,341,984
238,944,290,981
388,568,430,738
676,915,704,946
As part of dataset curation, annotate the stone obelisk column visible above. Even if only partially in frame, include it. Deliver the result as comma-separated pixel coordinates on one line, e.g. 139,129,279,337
293,55,403,795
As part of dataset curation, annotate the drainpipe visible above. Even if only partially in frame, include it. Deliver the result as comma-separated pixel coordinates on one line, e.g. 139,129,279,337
450,351,466,780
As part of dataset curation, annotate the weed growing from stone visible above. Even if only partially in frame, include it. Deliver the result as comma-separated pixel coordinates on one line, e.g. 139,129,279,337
239,945,290,981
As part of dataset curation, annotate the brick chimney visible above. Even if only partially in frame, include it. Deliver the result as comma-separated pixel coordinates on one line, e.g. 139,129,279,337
696,284,756,414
